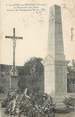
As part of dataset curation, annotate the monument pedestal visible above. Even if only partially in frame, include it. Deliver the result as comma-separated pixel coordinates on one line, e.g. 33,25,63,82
44,57,67,96
11,77,18,89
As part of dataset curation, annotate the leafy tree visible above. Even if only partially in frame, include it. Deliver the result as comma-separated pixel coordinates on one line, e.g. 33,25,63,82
18,57,44,92
24,57,44,76
0,86,4,93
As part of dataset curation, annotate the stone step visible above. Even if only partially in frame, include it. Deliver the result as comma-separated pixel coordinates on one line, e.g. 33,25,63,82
52,96,66,109
53,96,65,104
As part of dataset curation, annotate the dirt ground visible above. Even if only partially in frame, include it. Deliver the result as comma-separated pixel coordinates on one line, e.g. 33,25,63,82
1,112,75,117
0,106,75,117
56,112,75,117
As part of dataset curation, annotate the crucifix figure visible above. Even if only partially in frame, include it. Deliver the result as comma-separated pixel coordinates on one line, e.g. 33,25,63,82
5,28,23,78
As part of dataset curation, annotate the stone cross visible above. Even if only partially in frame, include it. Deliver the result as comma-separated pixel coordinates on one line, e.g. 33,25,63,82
5,28,23,78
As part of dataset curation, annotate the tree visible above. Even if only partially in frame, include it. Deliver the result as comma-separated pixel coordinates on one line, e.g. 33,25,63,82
24,57,44,76
18,57,44,92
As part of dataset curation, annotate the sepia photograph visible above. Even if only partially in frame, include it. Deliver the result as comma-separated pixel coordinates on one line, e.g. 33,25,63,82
0,0,75,117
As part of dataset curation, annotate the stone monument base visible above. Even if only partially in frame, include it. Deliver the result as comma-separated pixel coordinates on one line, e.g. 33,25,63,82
52,95,68,111
52,94,75,111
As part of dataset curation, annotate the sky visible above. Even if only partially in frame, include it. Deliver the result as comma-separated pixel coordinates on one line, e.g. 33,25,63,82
0,0,75,65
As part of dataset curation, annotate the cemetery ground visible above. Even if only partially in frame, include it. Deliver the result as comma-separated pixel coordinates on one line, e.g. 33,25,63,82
56,112,75,117
0,93,75,117
0,102,75,117
0,104,75,117
0,110,75,117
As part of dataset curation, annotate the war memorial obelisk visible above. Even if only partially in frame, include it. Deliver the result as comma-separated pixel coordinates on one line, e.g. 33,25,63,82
44,5,67,96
